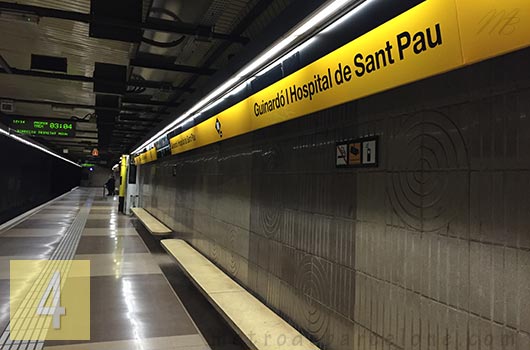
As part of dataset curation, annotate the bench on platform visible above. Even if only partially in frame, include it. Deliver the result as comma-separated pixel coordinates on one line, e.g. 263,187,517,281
131,208,172,235
161,239,321,350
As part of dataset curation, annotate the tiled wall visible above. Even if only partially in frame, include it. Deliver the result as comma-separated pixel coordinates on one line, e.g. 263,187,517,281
139,48,530,350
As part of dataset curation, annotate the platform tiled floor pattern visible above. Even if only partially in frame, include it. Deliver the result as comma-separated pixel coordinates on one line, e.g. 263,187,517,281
0,188,210,350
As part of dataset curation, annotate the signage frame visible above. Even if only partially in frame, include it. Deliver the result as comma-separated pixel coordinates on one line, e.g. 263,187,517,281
7,117,77,138
336,136,379,169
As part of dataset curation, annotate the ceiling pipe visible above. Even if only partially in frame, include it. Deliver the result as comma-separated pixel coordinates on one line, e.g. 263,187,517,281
131,54,216,75
0,97,171,114
118,116,163,123
0,67,194,93
179,0,275,92
114,128,153,133
0,1,89,22
122,96,180,108
143,18,249,44
113,128,146,132
129,79,193,93
116,121,158,126
0,2,249,43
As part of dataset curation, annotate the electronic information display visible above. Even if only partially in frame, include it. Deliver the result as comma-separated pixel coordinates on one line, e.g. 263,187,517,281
9,118,76,137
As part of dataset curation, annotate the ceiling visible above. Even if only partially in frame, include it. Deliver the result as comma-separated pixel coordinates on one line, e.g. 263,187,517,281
0,0,294,164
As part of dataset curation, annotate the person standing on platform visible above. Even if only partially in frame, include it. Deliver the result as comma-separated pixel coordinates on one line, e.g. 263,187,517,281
105,175,116,196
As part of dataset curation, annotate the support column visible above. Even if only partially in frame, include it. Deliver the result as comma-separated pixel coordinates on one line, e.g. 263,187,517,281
118,155,128,213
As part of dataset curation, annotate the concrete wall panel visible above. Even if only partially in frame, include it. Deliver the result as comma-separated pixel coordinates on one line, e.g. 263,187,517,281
139,48,530,349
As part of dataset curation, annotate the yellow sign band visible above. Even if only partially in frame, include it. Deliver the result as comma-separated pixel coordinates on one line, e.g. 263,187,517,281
161,0,529,158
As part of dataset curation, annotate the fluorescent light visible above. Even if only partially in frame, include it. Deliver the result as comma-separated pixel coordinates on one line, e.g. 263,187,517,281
256,63,280,77
0,127,80,167
229,78,254,95
132,0,365,154
292,0,350,36
321,0,373,34
257,36,317,78
201,97,227,114
236,36,297,78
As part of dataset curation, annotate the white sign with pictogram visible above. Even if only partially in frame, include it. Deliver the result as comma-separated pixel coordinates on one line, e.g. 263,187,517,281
336,136,378,168
336,144,348,166
362,140,376,165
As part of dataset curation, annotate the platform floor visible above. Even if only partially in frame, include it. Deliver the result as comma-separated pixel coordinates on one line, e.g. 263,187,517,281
0,188,244,350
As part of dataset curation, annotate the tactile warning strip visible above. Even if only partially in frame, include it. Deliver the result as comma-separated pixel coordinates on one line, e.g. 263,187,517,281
0,193,93,350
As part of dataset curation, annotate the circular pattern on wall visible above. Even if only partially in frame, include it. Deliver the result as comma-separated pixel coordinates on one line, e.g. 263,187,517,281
209,241,219,262
295,256,329,342
258,177,283,238
259,204,282,238
228,228,241,276
387,111,469,231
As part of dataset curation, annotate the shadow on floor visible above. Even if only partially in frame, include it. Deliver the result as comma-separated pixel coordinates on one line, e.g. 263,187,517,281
134,221,247,350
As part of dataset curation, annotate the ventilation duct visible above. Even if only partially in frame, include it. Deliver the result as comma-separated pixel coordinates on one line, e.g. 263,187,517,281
93,63,127,95
90,0,142,43
31,54,67,73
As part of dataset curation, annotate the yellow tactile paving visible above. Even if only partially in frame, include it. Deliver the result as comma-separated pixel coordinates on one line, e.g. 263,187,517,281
10,260,90,341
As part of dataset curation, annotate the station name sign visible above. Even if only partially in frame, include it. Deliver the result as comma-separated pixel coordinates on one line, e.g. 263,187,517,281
9,117,76,138
254,24,443,119
159,0,529,159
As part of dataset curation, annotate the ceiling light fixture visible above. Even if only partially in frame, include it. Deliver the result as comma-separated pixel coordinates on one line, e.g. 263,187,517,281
132,0,366,155
0,126,81,167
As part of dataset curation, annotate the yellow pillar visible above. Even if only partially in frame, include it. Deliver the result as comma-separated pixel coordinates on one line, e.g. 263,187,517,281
118,155,128,213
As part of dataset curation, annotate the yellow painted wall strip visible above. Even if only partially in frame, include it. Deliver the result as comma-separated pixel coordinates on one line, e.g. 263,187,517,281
163,0,529,157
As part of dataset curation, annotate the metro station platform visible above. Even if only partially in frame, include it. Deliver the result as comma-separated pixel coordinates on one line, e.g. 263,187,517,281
0,188,244,350
1,0,530,349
